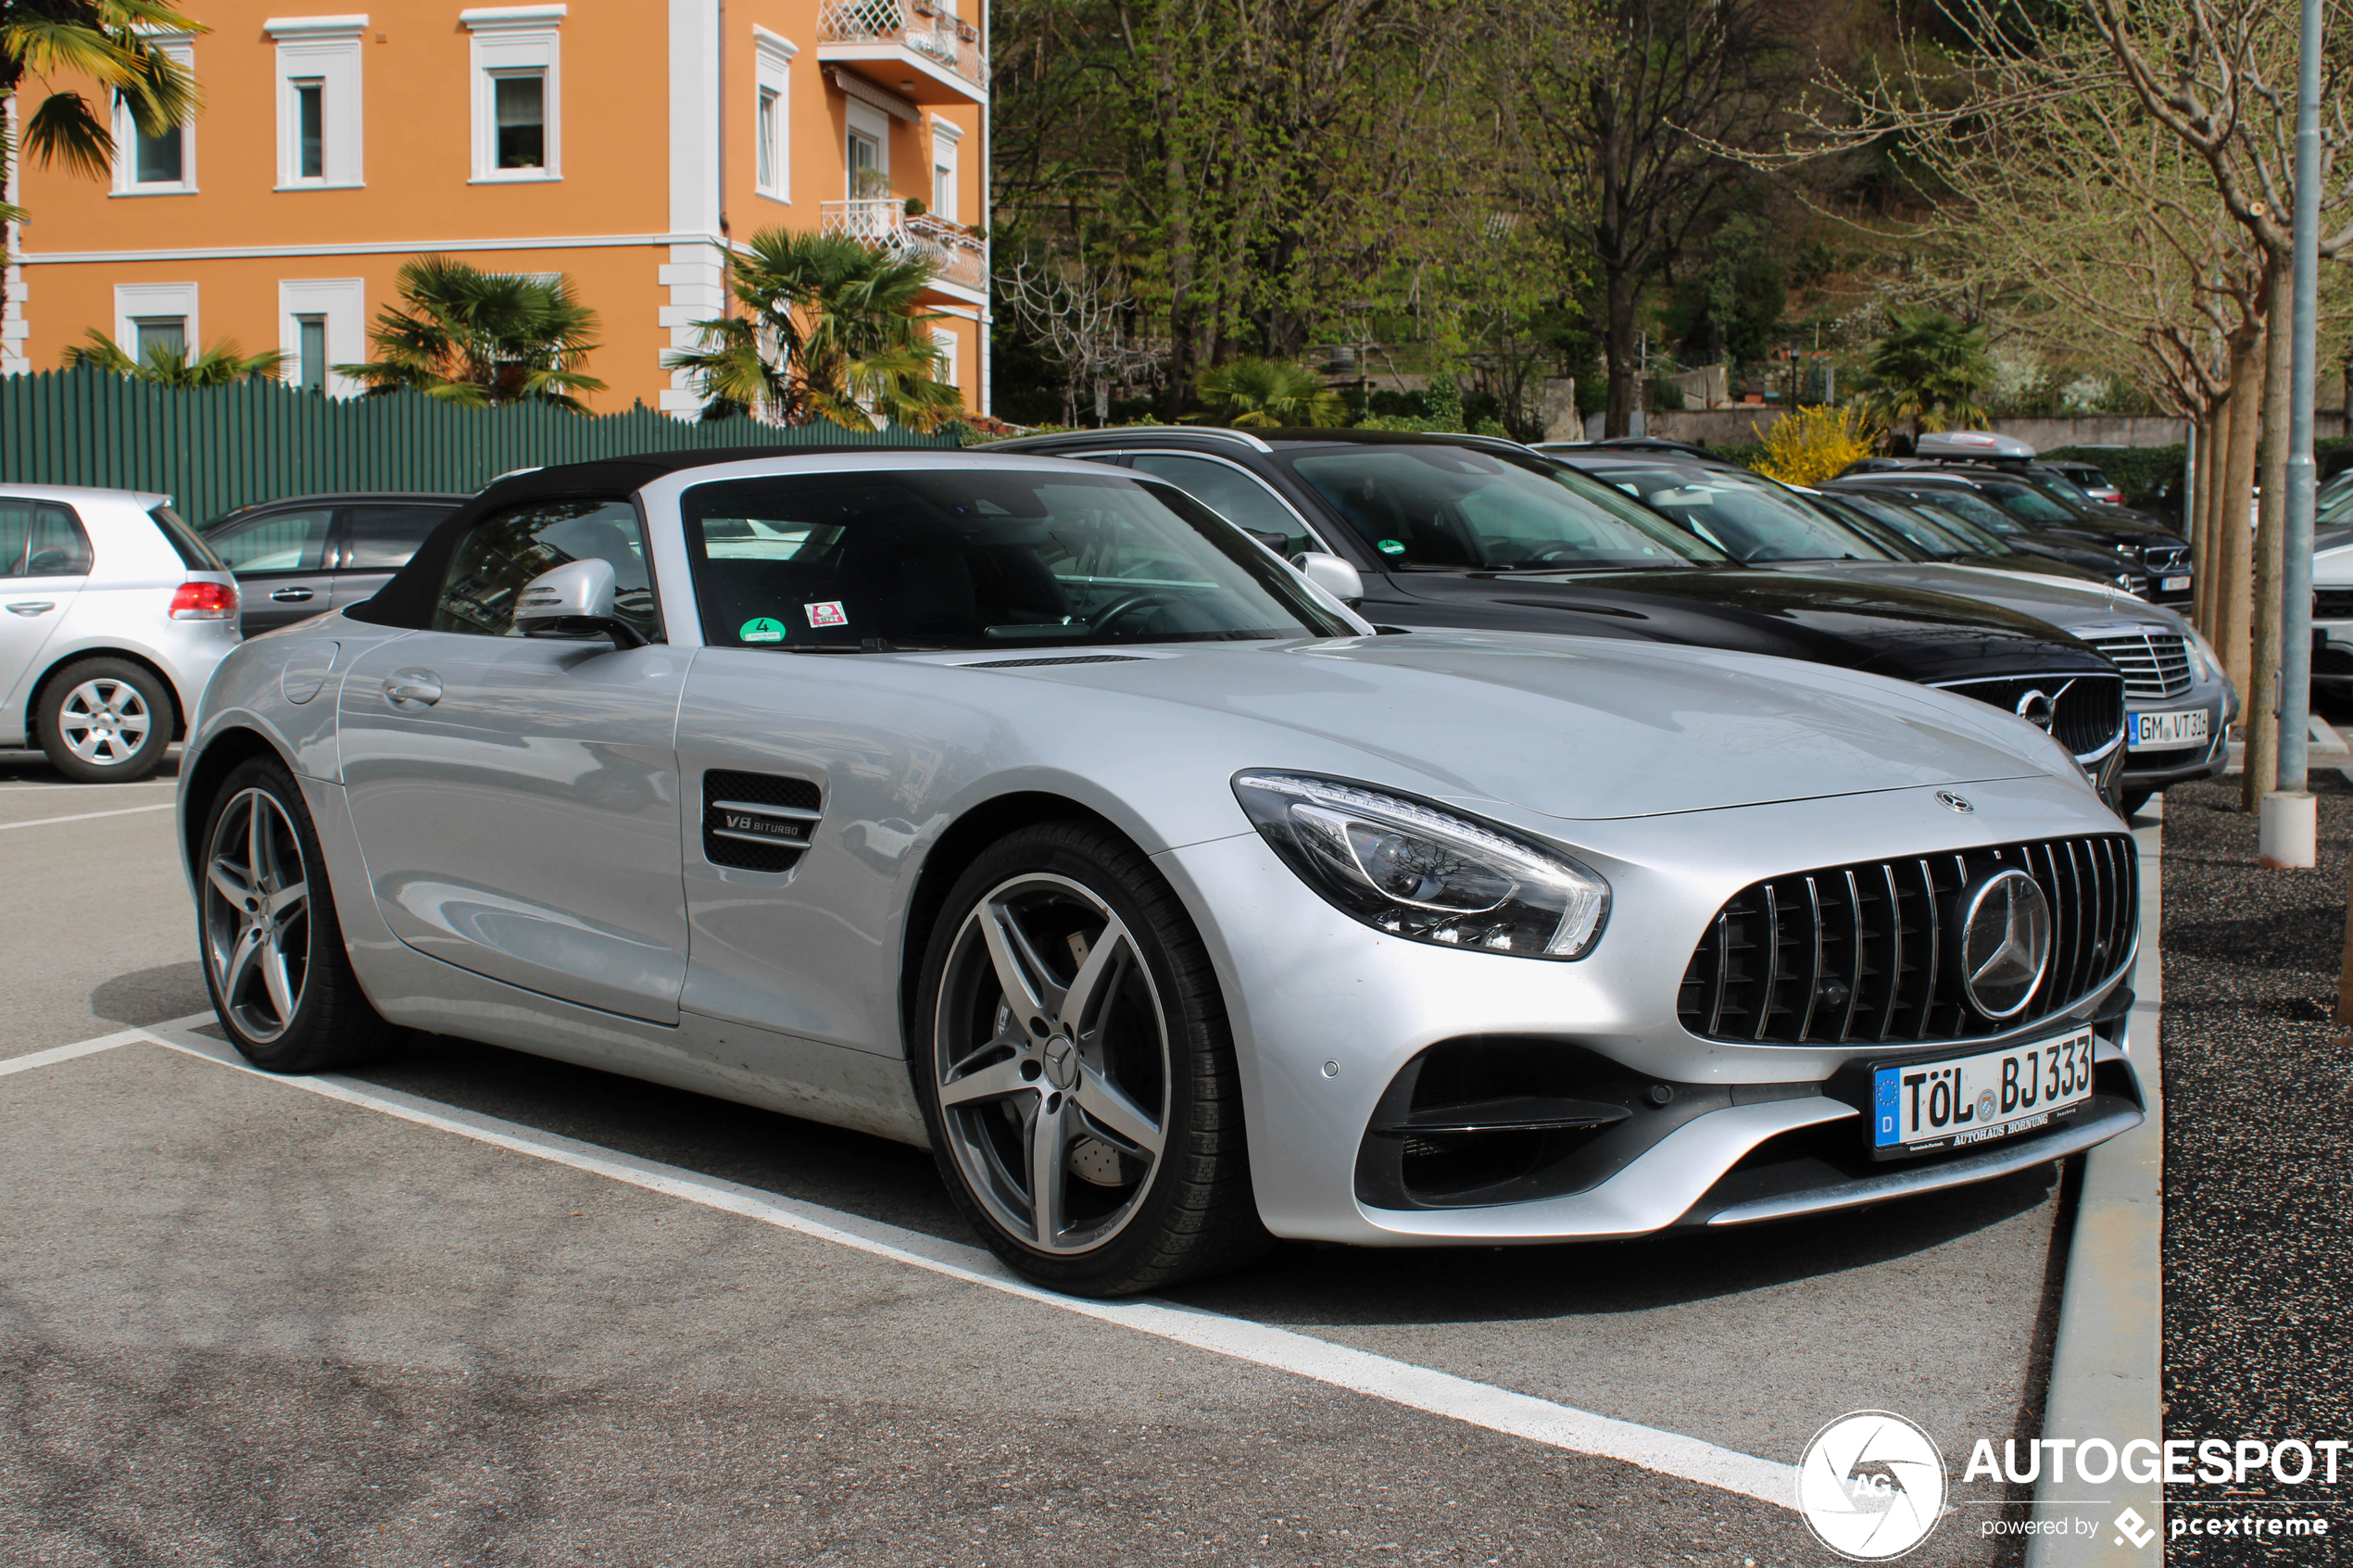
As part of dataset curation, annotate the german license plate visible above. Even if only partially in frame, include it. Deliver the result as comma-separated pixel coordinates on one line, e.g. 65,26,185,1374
2128,708,2209,749
2161,575,2191,592
1869,1028,2094,1159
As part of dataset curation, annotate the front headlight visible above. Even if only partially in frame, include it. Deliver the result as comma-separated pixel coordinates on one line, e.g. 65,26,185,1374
2185,628,2221,683
1232,771,1610,959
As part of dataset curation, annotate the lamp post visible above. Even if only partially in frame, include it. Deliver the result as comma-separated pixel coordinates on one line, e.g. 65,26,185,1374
2259,0,2325,869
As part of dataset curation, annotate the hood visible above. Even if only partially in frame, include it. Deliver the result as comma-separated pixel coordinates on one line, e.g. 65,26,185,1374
1749,558,2170,633
938,631,2087,821
2315,536,2353,587
1368,566,2108,686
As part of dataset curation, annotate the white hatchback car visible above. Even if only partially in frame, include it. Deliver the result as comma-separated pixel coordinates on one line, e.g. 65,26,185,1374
0,484,242,781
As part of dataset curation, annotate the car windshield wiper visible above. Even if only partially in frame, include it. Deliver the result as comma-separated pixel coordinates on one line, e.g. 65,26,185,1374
1481,559,1698,573
776,638,949,654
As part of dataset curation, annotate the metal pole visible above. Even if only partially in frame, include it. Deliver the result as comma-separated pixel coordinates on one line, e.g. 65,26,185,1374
2262,0,2324,866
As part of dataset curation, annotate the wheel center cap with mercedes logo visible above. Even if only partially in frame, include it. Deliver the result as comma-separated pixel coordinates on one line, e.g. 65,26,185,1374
1043,1035,1080,1090
1956,869,2053,1019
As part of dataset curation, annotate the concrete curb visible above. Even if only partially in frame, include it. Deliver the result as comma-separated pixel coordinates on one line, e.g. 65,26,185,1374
2021,799,2165,1566
2224,715,2351,780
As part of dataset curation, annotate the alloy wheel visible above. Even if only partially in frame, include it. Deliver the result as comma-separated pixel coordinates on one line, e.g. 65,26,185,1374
934,872,1171,1255
57,678,152,767
202,787,312,1046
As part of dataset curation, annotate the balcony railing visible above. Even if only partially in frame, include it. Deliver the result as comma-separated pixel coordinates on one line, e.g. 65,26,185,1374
820,200,988,293
817,0,988,92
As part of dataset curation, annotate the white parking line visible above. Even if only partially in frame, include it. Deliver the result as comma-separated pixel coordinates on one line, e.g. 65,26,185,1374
0,781,179,792
6,1016,1804,1512
0,803,176,832
0,1017,214,1077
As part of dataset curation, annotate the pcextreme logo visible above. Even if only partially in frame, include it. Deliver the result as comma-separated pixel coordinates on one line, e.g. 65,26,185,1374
1796,1411,1948,1561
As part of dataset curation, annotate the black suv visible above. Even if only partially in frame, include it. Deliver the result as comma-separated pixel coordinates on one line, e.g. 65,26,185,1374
991,426,2130,801
204,492,469,634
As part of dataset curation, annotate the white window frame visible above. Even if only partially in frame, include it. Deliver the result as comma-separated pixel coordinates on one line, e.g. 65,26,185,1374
278,278,367,397
845,98,889,199
752,27,797,204
110,33,197,195
928,116,961,223
267,16,368,189
931,326,959,394
114,282,199,356
463,5,564,183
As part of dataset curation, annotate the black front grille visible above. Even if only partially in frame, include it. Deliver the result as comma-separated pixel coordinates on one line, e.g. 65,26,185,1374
1678,834,2136,1046
702,770,823,873
2314,588,2353,621
2085,632,2193,702
1932,672,2123,759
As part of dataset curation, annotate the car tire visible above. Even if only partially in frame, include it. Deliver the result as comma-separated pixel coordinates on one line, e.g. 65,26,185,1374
911,819,1268,1297
198,757,401,1073
37,659,171,783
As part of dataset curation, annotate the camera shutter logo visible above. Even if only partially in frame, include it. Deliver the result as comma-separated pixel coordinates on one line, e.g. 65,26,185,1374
1956,869,2052,1021
1796,1411,1947,1561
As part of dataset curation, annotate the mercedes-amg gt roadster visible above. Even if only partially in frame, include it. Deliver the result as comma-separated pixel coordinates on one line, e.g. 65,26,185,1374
179,449,2145,1295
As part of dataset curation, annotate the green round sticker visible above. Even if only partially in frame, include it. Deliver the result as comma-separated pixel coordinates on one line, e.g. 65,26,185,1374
739,617,787,644
1376,539,1406,557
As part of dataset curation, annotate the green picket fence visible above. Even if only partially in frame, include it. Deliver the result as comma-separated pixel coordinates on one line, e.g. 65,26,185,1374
0,366,956,526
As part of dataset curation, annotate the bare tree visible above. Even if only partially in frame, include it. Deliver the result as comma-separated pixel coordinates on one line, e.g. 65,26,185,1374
1000,253,1165,426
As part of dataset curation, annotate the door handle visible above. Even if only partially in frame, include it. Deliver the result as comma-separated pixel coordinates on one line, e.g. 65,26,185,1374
6,601,55,616
270,586,316,602
383,670,443,708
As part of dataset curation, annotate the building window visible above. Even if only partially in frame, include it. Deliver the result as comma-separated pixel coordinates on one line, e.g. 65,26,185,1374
752,27,796,203
114,282,199,358
465,6,564,182
279,278,366,398
111,34,195,194
295,316,328,391
269,18,365,188
928,122,962,224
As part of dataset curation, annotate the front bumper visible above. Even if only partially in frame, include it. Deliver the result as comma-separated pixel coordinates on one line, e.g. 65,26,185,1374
2314,622,2353,685
1158,770,2140,1246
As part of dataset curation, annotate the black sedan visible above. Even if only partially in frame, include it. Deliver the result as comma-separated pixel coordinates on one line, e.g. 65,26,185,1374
989,427,2130,803
1824,470,2191,608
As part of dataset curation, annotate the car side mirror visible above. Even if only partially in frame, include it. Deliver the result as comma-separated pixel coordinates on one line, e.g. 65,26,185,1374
1290,550,1365,608
1242,527,1290,556
514,558,648,648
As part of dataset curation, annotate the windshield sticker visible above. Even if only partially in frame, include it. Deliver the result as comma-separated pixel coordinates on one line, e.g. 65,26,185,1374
738,617,787,644
1376,539,1406,556
805,600,849,629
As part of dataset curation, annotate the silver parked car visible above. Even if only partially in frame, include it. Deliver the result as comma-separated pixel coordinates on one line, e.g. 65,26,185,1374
177,450,2145,1295
2,483,242,782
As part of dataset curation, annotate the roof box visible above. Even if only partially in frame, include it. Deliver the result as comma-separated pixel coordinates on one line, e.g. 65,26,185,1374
1916,430,2036,460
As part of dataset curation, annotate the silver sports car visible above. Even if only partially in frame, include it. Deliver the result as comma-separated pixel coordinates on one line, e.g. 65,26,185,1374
178,449,2145,1296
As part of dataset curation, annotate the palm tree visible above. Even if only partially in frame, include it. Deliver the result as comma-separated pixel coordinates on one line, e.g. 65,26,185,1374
665,229,963,432
1861,306,1994,440
3,2,206,323
335,256,606,410
1189,358,1346,428
61,327,285,386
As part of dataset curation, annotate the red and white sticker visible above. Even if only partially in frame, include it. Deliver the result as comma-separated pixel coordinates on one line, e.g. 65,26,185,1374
804,600,849,629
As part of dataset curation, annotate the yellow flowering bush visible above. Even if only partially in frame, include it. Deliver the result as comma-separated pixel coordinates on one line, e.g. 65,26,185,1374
1752,406,1882,486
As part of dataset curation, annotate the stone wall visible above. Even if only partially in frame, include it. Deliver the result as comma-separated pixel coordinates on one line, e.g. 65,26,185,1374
1636,409,2349,451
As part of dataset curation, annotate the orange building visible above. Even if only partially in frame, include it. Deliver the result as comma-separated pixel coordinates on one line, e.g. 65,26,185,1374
2,0,991,416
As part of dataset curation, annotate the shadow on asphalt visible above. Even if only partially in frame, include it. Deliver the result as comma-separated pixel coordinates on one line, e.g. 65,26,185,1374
89,961,209,1027
333,1029,2058,1325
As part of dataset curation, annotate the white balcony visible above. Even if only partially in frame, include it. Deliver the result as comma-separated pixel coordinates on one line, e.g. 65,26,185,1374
821,200,988,295
817,0,988,103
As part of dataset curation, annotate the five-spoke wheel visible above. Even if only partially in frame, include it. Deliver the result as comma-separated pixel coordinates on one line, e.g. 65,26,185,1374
913,820,1264,1296
38,659,170,782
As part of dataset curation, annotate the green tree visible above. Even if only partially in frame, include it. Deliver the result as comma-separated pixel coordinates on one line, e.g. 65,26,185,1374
60,327,284,385
667,229,963,432
336,256,606,410
1862,306,1994,439
1188,357,1345,427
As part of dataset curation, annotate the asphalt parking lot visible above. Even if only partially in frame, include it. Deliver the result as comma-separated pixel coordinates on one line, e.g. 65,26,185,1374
0,743,2156,1567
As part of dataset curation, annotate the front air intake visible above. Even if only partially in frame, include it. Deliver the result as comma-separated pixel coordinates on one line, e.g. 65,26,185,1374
1677,834,2136,1047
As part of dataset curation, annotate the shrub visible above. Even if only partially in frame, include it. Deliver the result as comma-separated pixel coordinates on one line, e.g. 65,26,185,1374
1753,406,1882,485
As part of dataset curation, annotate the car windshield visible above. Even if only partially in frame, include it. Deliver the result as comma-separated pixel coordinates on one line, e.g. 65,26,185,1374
1819,492,1966,558
1278,445,1724,571
678,468,1361,651
1590,465,1893,563
1906,501,2017,555
1978,482,2082,524
2317,471,2353,527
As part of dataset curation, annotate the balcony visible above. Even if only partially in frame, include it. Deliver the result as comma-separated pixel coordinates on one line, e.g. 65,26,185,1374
821,200,988,295
817,0,988,103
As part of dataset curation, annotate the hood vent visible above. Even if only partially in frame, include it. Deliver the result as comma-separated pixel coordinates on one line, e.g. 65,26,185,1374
960,654,1151,670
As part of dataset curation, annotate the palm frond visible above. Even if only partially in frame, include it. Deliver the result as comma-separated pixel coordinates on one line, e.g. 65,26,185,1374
20,93,115,182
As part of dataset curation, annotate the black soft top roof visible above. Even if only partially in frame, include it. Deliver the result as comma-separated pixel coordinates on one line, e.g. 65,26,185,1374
346,443,954,628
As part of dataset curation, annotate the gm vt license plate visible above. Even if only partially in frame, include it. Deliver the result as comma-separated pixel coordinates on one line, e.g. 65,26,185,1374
1870,1028,2094,1158
2128,708,2209,749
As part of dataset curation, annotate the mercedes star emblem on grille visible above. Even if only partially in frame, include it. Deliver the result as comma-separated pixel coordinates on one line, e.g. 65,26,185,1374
1937,791,1974,813
1957,869,2053,1019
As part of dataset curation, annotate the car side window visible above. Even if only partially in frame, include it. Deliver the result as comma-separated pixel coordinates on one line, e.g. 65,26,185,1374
433,497,659,640
0,499,95,578
343,504,458,571
1128,454,1316,556
209,508,333,573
